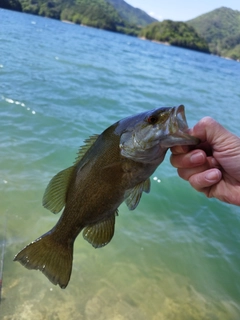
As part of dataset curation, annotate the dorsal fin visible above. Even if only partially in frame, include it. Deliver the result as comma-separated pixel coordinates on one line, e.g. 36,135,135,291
42,166,75,214
74,134,99,164
124,178,151,210
82,211,118,248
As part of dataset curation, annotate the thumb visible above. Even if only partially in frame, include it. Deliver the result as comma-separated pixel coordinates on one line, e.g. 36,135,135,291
190,117,233,149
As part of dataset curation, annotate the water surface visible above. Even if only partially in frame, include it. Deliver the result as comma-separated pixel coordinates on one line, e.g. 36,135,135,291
1,9,240,320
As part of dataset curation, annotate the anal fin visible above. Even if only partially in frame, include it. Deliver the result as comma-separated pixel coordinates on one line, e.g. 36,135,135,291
83,211,117,248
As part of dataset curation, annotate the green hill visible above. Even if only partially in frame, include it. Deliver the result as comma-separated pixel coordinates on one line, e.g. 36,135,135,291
139,20,210,53
187,7,240,60
106,0,157,26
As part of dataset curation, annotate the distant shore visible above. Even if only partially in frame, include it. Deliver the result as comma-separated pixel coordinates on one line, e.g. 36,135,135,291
139,36,239,62
61,20,75,25
61,20,102,29
139,36,170,46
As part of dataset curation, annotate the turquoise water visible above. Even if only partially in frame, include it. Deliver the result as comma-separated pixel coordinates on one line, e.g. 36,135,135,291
1,8,240,319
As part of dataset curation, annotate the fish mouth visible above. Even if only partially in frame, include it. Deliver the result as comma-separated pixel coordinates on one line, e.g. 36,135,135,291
172,105,188,131
163,105,200,147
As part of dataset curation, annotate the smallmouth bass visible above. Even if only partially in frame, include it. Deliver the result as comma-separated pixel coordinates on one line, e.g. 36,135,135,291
14,105,199,288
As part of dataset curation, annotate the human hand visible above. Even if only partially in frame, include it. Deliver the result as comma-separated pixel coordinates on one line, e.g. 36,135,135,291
170,117,240,206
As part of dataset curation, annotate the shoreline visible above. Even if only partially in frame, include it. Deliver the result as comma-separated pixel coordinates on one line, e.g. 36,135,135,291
61,20,97,29
61,20,75,25
139,36,170,46
139,36,239,62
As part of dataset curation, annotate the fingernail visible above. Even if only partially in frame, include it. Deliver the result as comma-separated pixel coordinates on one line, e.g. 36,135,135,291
205,170,221,182
190,152,204,164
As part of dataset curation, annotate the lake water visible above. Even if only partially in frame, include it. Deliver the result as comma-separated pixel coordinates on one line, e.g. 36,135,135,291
1,8,240,320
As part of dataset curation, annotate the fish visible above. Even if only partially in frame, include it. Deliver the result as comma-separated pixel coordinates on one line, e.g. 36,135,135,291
14,105,199,289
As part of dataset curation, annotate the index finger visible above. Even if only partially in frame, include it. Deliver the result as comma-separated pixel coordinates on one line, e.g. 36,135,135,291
170,149,206,169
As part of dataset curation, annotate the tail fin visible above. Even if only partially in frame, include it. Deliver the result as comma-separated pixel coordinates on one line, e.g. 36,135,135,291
14,231,73,289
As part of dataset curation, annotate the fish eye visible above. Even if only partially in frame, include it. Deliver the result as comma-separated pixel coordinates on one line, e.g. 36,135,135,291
147,115,158,125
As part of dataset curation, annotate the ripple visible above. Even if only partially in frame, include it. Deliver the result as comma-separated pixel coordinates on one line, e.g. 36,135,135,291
1,8,240,320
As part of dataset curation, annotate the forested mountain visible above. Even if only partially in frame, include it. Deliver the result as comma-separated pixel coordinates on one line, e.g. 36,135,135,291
106,0,157,26
188,7,240,60
140,20,210,53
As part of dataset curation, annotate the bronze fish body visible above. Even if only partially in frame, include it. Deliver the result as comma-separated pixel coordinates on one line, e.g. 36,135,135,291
14,105,199,288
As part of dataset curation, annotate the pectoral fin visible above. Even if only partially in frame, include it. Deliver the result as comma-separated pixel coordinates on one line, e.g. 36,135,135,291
42,166,75,214
83,211,117,248
124,178,151,210
42,135,99,214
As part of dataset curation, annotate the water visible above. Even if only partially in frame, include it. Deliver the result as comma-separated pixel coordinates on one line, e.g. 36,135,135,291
1,9,240,320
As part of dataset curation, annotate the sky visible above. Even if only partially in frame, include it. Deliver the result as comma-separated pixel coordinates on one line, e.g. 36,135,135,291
125,0,240,21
